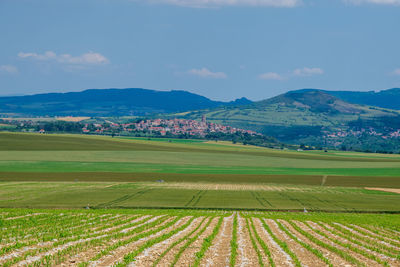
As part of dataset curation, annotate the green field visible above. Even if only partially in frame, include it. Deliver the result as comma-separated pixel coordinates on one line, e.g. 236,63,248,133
1,209,399,266
0,132,399,212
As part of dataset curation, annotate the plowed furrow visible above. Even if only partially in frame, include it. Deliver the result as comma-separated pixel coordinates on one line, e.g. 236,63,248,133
155,217,209,266
174,217,219,267
307,221,387,265
296,220,376,266
55,216,154,266
253,218,292,267
30,216,164,267
317,222,399,265
94,217,189,266
279,220,351,267
0,215,139,265
333,223,400,252
237,215,260,267
84,216,177,266
246,217,269,266
131,216,203,266
348,224,400,246
200,215,233,267
266,219,325,267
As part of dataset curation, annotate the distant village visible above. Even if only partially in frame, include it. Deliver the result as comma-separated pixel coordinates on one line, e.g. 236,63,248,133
82,116,261,137
325,128,400,140
2,116,261,137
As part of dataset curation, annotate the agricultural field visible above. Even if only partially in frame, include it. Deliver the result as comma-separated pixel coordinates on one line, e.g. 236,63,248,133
1,131,400,266
0,209,399,267
0,132,400,211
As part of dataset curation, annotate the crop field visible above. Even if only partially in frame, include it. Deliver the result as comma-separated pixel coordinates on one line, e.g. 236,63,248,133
0,209,399,267
1,181,400,212
0,132,400,211
1,133,400,266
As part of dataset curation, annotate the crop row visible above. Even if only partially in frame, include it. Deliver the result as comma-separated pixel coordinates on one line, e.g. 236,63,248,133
0,210,399,266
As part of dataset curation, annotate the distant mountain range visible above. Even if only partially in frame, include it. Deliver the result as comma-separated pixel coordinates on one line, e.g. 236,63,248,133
0,88,252,117
1,87,400,152
1,87,400,118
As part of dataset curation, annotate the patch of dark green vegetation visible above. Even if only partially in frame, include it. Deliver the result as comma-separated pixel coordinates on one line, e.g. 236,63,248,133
1,171,400,188
2,132,400,162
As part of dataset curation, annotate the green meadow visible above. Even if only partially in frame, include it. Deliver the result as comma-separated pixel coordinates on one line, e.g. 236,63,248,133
0,132,399,211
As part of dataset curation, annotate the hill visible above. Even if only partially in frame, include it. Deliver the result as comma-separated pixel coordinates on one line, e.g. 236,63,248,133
170,90,399,131
168,90,400,152
258,89,365,114
325,88,400,110
0,88,252,117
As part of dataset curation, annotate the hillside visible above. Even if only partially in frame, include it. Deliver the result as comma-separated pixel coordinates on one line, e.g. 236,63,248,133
325,88,400,110
168,90,400,151
171,90,399,131
0,88,252,117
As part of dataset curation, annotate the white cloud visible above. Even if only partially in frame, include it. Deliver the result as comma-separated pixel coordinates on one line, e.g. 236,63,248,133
145,0,300,8
344,0,400,5
18,51,109,65
259,67,324,81
258,72,284,80
392,69,400,75
188,67,227,79
293,67,324,76
0,65,18,74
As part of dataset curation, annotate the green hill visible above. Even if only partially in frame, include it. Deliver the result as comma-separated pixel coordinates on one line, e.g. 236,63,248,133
166,90,400,150
326,88,400,110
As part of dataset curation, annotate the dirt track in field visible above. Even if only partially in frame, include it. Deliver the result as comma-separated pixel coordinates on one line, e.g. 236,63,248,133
365,187,400,194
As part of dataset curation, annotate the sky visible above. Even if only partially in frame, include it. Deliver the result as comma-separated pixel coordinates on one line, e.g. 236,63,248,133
0,0,400,101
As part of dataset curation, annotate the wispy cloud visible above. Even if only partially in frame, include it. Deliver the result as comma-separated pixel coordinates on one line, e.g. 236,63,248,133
259,67,324,81
144,0,301,8
187,67,227,79
0,65,18,74
392,68,400,75
258,72,284,80
18,51,109,65
344,0,400,5
293,67,324,76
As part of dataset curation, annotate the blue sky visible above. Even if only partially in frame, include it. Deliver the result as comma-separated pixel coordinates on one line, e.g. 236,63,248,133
0,0,399,101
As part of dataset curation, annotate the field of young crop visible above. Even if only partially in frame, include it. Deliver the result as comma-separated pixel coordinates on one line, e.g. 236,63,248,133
1,209,399,267
0,132,400,211
1,181,400,212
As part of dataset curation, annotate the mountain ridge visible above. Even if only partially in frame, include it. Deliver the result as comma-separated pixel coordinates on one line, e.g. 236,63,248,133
0,88,252,117
287,88,400,110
